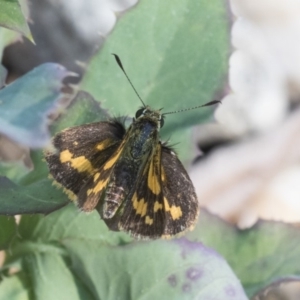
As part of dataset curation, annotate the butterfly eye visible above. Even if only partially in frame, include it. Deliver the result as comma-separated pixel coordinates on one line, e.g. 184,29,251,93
160,117,165,128
135,108,144,119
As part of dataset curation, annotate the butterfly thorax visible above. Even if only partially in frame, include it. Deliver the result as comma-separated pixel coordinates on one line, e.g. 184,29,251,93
126,107,161,159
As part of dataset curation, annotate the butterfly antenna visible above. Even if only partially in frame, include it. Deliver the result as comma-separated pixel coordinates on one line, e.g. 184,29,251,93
163,100,221,115
112,53,146,107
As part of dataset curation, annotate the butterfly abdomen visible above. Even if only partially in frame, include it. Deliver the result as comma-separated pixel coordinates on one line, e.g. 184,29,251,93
103,183,125,218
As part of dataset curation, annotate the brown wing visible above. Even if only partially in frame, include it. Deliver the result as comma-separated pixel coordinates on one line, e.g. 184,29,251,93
103,143,199,239
160,145,199,237
44,121,125,202
103,143,165,239
76,140,125,212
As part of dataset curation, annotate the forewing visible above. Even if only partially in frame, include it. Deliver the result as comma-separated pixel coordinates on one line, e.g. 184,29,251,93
160,145,199,237
44,121,125,200
76,142,125,212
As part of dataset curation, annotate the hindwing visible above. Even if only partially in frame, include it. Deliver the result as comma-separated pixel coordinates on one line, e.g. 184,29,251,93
103,143,199,239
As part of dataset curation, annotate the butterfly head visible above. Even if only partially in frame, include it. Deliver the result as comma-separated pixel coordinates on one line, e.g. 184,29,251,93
135,106,165,129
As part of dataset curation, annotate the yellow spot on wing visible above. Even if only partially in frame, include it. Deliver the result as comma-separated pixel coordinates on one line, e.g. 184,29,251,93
96,139,112,151
86,143,125,196
87,178,109,196
103,148,122,170
132,193,147,217
87,142,125,196
60,150,94,174
164,197,182,220
154,201,163,212
148,158,160,195
161,166,166,182
93,172,100,181
145,216,153,225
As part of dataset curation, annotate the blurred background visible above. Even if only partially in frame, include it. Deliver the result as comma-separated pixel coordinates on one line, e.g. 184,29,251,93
1,1,300,297
191,0,300,229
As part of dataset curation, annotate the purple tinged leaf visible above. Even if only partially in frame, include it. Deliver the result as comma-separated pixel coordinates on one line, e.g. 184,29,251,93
63,235,248,299
0,63,71,148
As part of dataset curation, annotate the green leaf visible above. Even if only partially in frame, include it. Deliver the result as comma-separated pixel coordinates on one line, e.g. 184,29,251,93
0,272,31,300
187,210,300,298
0,151,68,216
0,161,29,183
0,0,32,41
81,0,229,139
4,205,246,300
16,151,47,186
165,126,194,164
0,27,20,58
51,91,109,134
0,63,70,148
64,238,247,300
0,175,68,215
17,204,131,246
21,253,93,300
0,215,16,250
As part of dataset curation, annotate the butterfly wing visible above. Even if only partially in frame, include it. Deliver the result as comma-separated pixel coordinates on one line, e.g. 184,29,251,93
103,143,166,238
45,121,125,203
76,140,126,212
104,143,199,239
160,145,199,237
